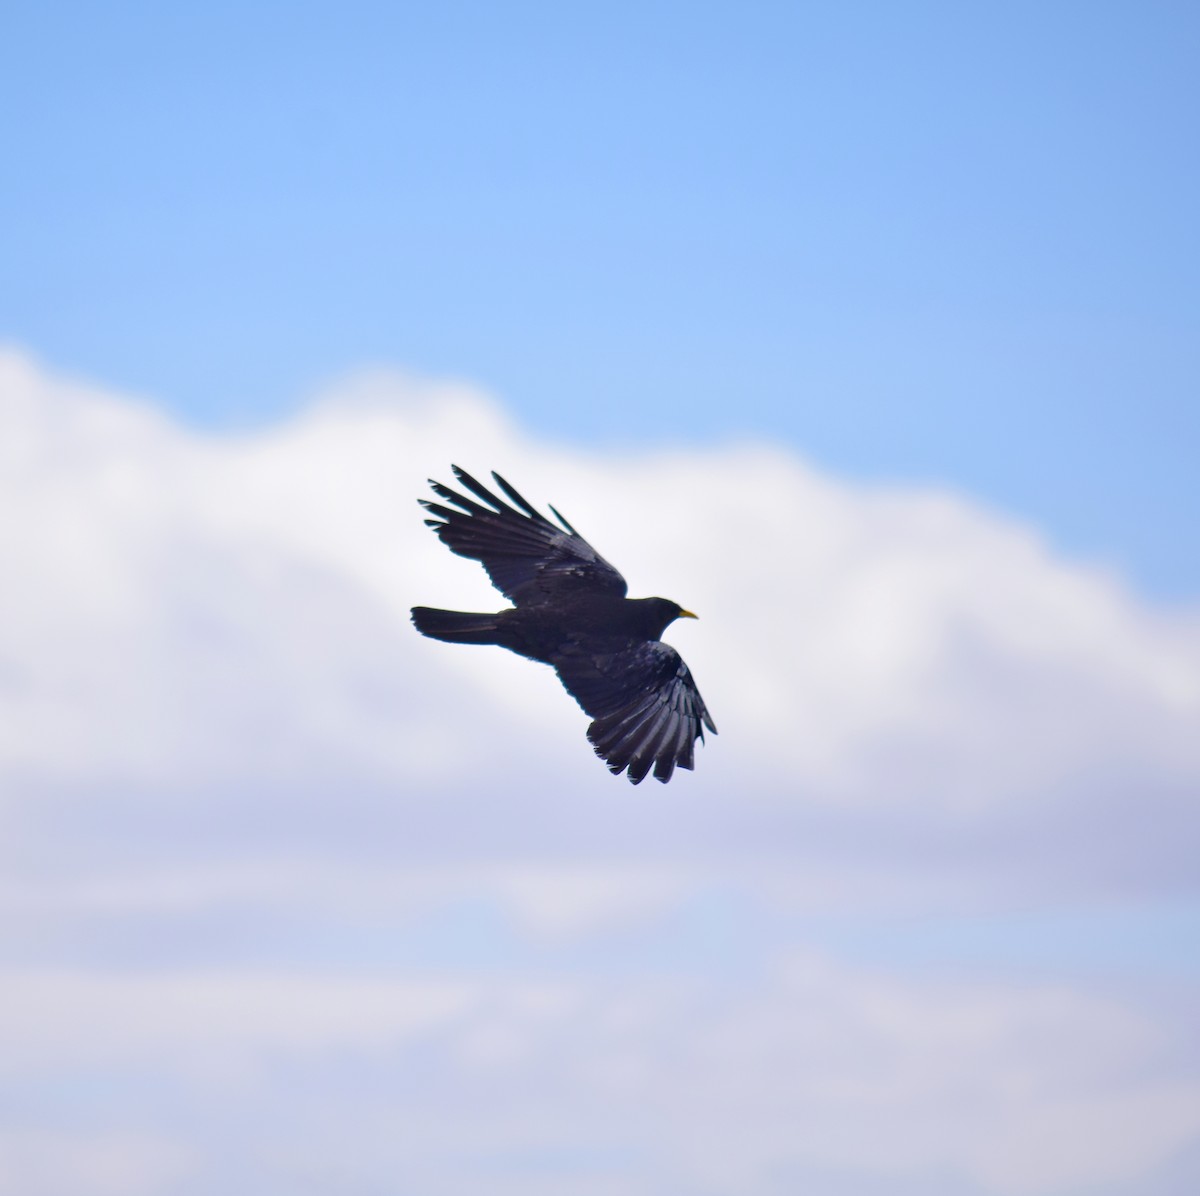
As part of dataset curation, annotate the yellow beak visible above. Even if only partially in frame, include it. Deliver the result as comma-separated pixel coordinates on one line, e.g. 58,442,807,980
678,609,699,619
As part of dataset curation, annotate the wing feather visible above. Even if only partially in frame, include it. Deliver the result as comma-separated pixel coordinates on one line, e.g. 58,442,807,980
554,642,716,785
419,467,627,604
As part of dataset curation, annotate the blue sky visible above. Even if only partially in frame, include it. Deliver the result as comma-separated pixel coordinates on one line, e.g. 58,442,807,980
3,0,1197,594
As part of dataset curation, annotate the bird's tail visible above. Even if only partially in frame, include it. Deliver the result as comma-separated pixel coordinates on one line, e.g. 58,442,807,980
410,606,503,646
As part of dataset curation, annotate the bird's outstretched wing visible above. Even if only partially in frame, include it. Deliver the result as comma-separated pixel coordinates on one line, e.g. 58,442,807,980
554,641,717,784
420,466,628,604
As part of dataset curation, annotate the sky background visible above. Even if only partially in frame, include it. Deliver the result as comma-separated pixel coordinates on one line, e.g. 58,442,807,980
2,3,1199,1195
4,0,1198,595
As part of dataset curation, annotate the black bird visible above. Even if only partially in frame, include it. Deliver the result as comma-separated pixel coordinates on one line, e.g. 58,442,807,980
411,466,716,784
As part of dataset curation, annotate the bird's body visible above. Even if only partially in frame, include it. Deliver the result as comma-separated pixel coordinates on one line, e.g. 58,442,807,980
416,594,685,663
411,467,716,784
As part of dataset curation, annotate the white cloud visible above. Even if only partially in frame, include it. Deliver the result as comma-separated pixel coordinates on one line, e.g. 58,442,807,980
0,1129,192,1196
2,346,1197,884
1,347,1199,1195
1,957,1196,1196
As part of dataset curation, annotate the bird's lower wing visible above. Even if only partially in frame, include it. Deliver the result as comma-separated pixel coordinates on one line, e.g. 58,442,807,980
554,641,717,785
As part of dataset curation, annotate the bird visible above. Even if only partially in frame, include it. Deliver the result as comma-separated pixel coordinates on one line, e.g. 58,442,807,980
411,466,716,784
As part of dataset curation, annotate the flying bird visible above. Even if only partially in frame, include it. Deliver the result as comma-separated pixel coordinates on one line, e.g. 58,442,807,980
411,466,716,784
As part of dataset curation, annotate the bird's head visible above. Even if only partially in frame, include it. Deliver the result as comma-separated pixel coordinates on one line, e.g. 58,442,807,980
642,597,699,640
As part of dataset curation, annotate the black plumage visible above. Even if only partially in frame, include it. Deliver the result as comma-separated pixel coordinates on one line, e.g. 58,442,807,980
411,466,716,784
